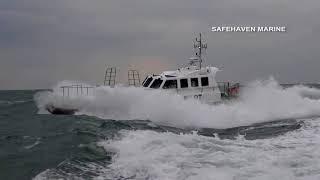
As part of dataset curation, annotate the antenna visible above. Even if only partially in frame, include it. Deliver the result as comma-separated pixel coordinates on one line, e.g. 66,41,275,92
193,33,207,69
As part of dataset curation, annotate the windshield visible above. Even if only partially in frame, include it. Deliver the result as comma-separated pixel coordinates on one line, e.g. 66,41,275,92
142,76,148,85
143,77,153,87
150,78,163,89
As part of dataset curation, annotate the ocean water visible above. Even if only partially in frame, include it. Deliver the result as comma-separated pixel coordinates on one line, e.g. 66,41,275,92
1,79,320,180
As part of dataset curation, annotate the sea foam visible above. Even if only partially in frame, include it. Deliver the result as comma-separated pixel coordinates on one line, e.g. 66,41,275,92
35,78,320,129
96,119,320,180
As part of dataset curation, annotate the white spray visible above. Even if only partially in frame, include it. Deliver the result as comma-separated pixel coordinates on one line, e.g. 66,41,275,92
35,78,320,129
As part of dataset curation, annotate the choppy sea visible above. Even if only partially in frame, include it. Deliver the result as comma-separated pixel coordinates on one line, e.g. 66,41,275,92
1,79,320,180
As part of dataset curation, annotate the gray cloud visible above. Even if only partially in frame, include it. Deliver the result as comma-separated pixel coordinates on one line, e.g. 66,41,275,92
1,0,320,89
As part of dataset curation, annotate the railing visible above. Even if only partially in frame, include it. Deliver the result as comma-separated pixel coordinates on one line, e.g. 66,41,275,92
217,82,241,98
128,69,141,87
60,84,95,97
104,67,117,87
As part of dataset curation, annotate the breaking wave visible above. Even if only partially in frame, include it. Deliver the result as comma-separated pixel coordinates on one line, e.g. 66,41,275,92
96,118,320,180
35,78,320,129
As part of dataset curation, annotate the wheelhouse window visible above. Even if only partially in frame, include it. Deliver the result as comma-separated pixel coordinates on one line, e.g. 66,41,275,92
180,79,188,88
163,79,177,89
191,78,199,87
201,77,209,86
143,77,153,87
142,77,148,85
150,78,163,89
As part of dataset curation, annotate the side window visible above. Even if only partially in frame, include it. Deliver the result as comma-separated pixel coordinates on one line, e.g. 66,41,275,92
163,80,177,89
143,77,153,87
180,79,188,88
150,79,163,89
191,78,199,87
201,77,209,86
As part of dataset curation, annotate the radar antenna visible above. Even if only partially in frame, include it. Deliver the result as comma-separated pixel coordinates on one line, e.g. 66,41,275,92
193,33,207,69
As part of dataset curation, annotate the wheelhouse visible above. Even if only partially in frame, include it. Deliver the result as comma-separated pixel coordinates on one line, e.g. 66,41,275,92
140,33,240,104
142,66,219,90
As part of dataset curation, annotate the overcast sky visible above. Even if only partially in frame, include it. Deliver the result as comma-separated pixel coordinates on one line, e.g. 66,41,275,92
1,0,320,89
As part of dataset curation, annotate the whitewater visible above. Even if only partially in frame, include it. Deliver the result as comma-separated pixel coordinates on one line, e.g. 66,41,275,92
35,78,320,129
96,119,320,180
32,78,320,180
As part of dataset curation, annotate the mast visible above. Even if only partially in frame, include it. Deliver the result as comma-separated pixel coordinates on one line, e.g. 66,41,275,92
193,33,207,69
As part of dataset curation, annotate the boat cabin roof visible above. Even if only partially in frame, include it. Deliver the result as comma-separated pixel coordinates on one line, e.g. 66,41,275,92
159,66,219,78
142,66,219,89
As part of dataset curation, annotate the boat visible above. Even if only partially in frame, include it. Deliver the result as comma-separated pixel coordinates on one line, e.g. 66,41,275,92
45,33,240,115
141,33,240,104
45,85,94,115
45,104,77,115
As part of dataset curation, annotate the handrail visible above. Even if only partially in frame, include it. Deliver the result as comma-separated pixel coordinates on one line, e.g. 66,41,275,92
217,82,241,97
60,85,94,96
